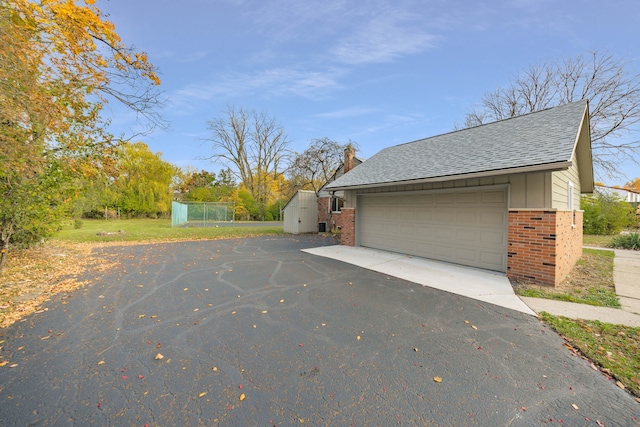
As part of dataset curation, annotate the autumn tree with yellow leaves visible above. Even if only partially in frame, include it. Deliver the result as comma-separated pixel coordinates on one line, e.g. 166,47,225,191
0,0,163,270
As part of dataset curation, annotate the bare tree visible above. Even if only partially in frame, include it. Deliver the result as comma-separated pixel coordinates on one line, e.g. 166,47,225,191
204,106,289,217
287,137,350,194
463,51,640,177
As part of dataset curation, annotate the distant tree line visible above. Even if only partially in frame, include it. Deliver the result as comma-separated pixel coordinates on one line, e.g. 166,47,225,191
4,0,640,272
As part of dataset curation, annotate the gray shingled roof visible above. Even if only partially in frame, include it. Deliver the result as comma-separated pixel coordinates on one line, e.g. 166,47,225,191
325,100,588,190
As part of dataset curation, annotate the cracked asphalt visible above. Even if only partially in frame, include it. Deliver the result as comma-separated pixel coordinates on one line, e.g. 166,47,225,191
0,235,638,426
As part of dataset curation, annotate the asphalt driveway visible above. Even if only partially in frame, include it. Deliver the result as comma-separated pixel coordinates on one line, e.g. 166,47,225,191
0,235,638,426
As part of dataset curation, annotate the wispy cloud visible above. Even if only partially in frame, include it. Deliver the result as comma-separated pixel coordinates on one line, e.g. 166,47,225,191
330,11,438,65
246,0,439,65
313,107,378,119
170,1,443,109
170,66,347,110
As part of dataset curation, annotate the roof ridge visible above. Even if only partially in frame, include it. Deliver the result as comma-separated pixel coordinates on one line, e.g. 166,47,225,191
395,99,588,148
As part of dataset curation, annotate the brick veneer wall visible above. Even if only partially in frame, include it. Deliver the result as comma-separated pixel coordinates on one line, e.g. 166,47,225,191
318,197,351,232
507,210,583,286
339,208,356,246
318,198,330,228
556,210,583,284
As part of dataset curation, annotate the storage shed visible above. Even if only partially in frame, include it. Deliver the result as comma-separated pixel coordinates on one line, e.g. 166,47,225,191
283,190,319,234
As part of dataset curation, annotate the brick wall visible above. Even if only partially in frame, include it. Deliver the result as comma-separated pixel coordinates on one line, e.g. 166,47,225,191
318,197,330,227
507,210,582,286
339,208,356,246
318,197,351,232
555,210,583,283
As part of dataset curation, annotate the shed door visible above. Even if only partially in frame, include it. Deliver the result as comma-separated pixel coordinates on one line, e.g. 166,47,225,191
358,188,508,272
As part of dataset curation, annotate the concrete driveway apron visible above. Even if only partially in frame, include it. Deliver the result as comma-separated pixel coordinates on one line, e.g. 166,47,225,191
0,235,637,426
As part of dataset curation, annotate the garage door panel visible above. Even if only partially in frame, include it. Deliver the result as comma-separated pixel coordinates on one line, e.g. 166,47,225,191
433,193,456,203
358,188,508,272
457,192,480,203
479,230,506,245
480,252,505,269
482,190,508,203
455,248,477,263
454,228,477,243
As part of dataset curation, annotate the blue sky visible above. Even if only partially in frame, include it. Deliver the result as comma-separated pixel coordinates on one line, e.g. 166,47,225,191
99,0,640,185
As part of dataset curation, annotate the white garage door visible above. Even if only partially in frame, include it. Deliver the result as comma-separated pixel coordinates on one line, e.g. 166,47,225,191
358,188,508,272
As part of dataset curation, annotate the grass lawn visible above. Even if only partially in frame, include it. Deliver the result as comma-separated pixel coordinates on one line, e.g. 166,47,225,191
513,248,619,308
583,234,618,248
541,313,640,398
56,218,283,243
515,240,640,398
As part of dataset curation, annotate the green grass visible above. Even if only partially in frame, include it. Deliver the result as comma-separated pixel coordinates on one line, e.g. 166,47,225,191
583,234,617,248
55,218,283,243
514,248,620,308
541,313,640,397
518,287,620,308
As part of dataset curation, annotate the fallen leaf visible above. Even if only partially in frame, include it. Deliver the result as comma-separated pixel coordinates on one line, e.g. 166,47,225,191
413,348,418,352
356,336,361,341
280,299,285,303
193,308,199,312
433,376,442,383
464,320,469,324
596,421,604,427
97,360,105,365
156,343,162,348
0,361,8,367
212,366,218,371
138,374,144,379
572,404,579,410
199,392,207,398
121,375,128,380
471,325,478,330
154,353,164,360
239,393,246,401
138,314,145,319
16,346,24,351
299,343,304,347
150,315,157,319
231,311,236,315
40,336,50,340
9,363,18,368
183,288,188,291
616,381,625,389
261,310,268,314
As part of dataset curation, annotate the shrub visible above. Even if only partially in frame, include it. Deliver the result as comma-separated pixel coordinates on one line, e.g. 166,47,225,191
581,193,636,235
610,233,640,250
74,219,83,229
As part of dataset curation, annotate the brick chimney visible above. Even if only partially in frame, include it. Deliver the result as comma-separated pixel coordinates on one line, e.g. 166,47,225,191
344,143,355,174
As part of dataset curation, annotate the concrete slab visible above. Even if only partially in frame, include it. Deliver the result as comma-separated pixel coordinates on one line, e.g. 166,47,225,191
302,245,536,315
620,296,640,316
614,249,640,314
521,297,640,327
